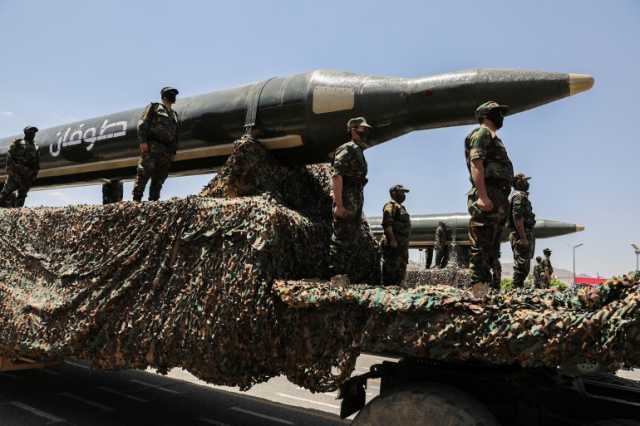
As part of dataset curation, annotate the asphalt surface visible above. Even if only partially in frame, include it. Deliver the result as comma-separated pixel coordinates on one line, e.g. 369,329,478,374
0,361,350,425
0,354,391,426
0,355,637,426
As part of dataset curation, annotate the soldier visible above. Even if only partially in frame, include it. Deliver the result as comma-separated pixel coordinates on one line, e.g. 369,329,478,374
434,221,450,268
102,179,124,205
0,126,40,207
509,173,536,288
381,184,411,285
541,248,554,287
329,117,372,283
533,256,545,288
465,101,514,289
132,86,180,202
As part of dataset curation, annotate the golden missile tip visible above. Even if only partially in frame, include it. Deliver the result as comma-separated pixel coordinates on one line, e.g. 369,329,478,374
569,74,594,96
576,225,586,232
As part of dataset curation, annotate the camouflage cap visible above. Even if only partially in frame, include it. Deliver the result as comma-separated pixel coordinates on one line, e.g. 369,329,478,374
475,101,509,118
347,117,373,130
23,126,38,134
161,86,179,97
514,173,532,181
543,248,552,255
389,184,409,193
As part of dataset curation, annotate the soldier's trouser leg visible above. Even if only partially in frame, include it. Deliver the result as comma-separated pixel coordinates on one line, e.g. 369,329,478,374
329,216,361,279
434,247,444,268
441,246,450,268
148,155,173,201
489,227,504,289
467,185,509,285
511,231,535,288
0,175,19,207
425,247,434,269
382,246,408,285
132,155,152,202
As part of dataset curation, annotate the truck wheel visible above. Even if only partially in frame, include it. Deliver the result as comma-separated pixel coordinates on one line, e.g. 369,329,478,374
352,383,499,426
589,421,640,426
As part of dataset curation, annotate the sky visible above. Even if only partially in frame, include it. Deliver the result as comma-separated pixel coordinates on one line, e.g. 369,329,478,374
0,0,638,276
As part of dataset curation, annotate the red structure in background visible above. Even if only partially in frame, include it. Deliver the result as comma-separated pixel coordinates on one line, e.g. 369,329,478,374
575,276,607,286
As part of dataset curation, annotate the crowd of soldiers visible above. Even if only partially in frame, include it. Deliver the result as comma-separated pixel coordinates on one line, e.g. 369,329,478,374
4,89,555,289
329,102,555,289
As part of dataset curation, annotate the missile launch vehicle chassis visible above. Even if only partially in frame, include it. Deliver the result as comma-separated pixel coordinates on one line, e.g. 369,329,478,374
341,358,640,426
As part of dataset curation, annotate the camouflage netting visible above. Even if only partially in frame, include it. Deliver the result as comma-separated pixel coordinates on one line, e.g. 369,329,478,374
0,136,639,394
0,137,378,391
276,275,640,376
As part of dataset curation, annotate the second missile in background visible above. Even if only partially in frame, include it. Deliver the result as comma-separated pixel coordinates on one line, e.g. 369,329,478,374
368,213,585,248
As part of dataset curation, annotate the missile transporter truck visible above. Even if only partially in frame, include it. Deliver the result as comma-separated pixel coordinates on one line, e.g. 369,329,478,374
3,68,638,426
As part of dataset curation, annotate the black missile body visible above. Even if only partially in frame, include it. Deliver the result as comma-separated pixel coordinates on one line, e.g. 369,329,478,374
0,69,593,188
368,213,585,248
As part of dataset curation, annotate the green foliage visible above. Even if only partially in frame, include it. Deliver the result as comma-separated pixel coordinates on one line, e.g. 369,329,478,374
500,278,513,291
549,278,567,290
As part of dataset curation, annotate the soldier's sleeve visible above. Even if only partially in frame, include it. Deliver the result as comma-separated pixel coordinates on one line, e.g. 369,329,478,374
382,202,396,227
468,128,491,161
511,194,525,219
332,145,353,177
137,104,153,144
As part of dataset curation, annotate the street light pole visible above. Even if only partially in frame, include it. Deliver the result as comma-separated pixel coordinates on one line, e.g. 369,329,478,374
573,243,583,287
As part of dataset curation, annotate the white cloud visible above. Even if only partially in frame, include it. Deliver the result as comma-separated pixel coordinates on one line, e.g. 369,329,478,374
0,111,14,117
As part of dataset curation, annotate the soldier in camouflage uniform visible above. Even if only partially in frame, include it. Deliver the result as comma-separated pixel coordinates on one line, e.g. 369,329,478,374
0,126,40,207
533,256,545,288
329,117,372,283
541,248,554,287
434,221,450,268
509,173,536,288
382,184,411,285
132,87,180,202
465,101,514,288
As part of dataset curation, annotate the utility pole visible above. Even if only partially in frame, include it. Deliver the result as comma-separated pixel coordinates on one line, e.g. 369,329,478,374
573,243,583,287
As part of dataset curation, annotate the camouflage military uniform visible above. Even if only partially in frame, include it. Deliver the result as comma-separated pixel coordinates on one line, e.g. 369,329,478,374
329,141,368,280
434,223,450,268
465,126,514,286
533,260,545,288
509,190,536,288
541,253,554,287
132,102,180,201
490,243,503,288
0,137,40,207
381,200,411,285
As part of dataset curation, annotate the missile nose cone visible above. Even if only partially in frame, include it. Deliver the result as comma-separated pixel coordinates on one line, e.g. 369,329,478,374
576,224,586,232
568,74,595,96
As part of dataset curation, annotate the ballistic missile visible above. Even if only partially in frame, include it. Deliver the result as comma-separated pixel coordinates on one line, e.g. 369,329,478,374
0,69,593,188
368,213,585,248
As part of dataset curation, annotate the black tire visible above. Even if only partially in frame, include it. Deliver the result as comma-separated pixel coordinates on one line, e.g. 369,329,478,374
352,383,500,426
589,420,640,426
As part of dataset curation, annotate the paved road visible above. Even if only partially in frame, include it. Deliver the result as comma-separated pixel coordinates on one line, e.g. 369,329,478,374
0,358,365,426
0,355,637,426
